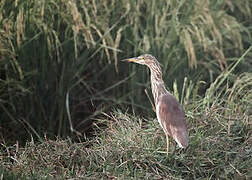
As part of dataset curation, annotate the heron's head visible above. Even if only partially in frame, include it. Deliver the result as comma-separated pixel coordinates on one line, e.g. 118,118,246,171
122,54,158,66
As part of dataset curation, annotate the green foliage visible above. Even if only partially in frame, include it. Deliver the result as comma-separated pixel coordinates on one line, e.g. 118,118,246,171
0,0,252,143
0,0,128,142
1,0,251,178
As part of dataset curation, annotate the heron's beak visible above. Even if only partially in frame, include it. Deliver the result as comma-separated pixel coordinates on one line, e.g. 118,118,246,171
121,57,138,63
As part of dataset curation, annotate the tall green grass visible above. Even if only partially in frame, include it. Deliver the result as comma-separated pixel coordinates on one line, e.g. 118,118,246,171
0,0,128,142
0,0,251,144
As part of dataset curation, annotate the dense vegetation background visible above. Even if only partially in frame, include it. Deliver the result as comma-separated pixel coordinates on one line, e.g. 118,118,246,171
0,0,251,179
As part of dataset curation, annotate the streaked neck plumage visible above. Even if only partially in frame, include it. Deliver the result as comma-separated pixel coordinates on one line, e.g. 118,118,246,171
147,61,169,106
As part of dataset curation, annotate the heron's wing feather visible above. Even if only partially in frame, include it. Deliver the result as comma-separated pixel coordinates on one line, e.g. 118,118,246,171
157,94,188,148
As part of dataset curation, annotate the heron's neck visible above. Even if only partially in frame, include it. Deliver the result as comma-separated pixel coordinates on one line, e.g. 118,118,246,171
149,68,169,106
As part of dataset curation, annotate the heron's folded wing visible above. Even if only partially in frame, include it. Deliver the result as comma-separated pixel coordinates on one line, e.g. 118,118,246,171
157,94,188,148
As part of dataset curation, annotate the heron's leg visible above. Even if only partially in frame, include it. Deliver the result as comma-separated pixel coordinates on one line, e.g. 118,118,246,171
166,134,169,154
